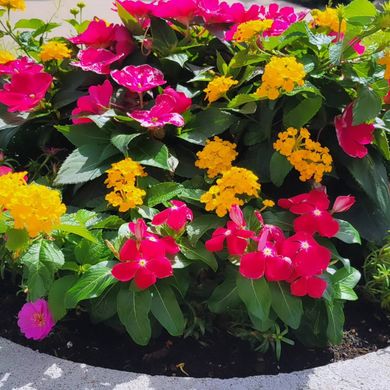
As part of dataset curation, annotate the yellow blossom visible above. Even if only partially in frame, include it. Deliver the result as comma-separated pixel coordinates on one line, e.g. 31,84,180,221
200,167,261,217
233,19,274,42
0,0,25,10
39,41,72,62
7,183,66,237
311,7,346,33
105,157,147,212
0,50,15,64
262,199,275,208
195,136,238,178
0,171,27,210
379,51,390,80
274,127,332,183
204,76,238,104
256,56,306,100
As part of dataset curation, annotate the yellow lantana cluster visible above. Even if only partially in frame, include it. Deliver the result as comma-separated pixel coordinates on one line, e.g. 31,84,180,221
39,41,72,62
256,56,306,100
200,167,261,217
204,76,238,104
0,171,27,209
274,127,333,183
0,0,25,10
0,50,15,64
195,136,238,178
379,51,390,80
105,157,147,212
311,7,346,33
233,19,273,42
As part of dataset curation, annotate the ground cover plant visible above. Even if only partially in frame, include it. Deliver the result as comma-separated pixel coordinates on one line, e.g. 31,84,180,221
0,0,389,363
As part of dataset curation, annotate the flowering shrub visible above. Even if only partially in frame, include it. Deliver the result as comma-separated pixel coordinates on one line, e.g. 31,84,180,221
0,0,389,358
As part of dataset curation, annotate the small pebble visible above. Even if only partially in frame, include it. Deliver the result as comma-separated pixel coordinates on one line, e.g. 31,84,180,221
66,341,73,349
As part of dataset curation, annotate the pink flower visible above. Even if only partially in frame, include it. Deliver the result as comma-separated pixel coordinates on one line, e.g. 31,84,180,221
152,200,193,231
111,64,166,93
198,0,234,24
153,0,198,26
17,299,55,341
116,0,155,29
129,94,185,128
331,195,355,213
71,48,124,75
0,71,52,112
0,166,13,176
72,80,113,124
290,276,327,298
158,87,192,114
0,57,43,75
334,103,375,158
113,25,135,58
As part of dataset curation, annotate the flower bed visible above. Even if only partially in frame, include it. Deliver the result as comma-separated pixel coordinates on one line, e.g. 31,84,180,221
0,0,389,376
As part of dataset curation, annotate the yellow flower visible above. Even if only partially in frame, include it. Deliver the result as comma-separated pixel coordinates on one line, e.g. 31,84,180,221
274,127,332,183
0,171,27,210
262,199,275,208
105,157,147,212
200,167,260,217
256,56,306,100
7,183,66,237
233,19,274,42
0,50,15,64
204,76,238,104
0,0,25,10
379,51,390,80
195,136,238,178
311,7,346,33
39,41,72,62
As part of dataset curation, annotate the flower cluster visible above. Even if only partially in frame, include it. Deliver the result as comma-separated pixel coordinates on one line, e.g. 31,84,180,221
233,19,273,42
204,76,238,104
0,0,25,10
0,50,15,64
274,127,333,183
195,136,238,178
256,56,306,100
0,170,27,209
39,41,72,62
105,158,147,212
311,7,346,34
379,51,390,80
200,167,261,217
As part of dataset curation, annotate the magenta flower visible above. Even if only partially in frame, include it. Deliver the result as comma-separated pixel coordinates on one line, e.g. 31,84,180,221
198,0,234,24
0,166,13,176
0,71,52,112
72,80,113,124
17,299,55,341
0,56,43,75
152,200,193,231
153,0,198,26
111,64,166,94
334,103,375,158
71,48,124,75
116,0,155,28
129,95,184,128
157,87,192,114
331,195,355,213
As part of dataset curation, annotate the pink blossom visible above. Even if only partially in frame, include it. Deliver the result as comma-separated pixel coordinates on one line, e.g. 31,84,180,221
72,80,113,124
334,103,375,158
152,200,193,231
116,0,155,29
0,56,43,75
0,166,13,176
0,71,52,112
157,87,192,114
71,48,124,75
331,195,355,214
153,0,198,26
111,64,166,93
198,0,234,24
17,299,55,341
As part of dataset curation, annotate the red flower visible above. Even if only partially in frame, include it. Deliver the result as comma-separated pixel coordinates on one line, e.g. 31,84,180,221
152,200,193,231
280,232,331,277
0,57,43,75
239,250,266,279
71,48,124,74
290,276,327,298
331,195,355,213
334,103,375,158
0,71,52,112
265,255,293,282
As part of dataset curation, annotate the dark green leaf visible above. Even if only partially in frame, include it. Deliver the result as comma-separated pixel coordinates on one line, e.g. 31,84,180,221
335,219,361,244
111,133,141,155
270,152,292,187
145,182,183,207
55,124,110,147
209,268,240,313
325,300,345,344
283,95,322,128
48,275,78,321
186,214,221,245
180,239,218,271
353,86,382,125
151,17,178,56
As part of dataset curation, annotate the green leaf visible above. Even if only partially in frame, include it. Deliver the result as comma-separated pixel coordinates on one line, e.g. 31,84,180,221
209,269,240,313
5,228,29,252
115,0,143,34
283,95,322,128
163,53,189,67
55,124,110,147
111,133,141,155
228,94,260,109
117,286,152,345
270,152,292,187
74,231,112,265
229,50,269,68
56,224,98,243
325,300,345,344
186,214,221,246
14,18,45,29
180,239,218,271
269,282,303,329
48,275,78,321
179,108,236,145
374,130,390,160
150,17,178,56
353,86,382,125
145,182,183,207
65,261,117,308
151,284,185,336
90,284,119,323
335,219,361,244
236,275,271,321
329,42,343,66
55,144,118,185
344,0,377,19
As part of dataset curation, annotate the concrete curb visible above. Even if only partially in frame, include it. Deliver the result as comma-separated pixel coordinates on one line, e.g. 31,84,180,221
0,337,389,389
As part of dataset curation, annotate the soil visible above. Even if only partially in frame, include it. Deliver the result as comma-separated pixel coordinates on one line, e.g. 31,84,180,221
1,278,389,379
